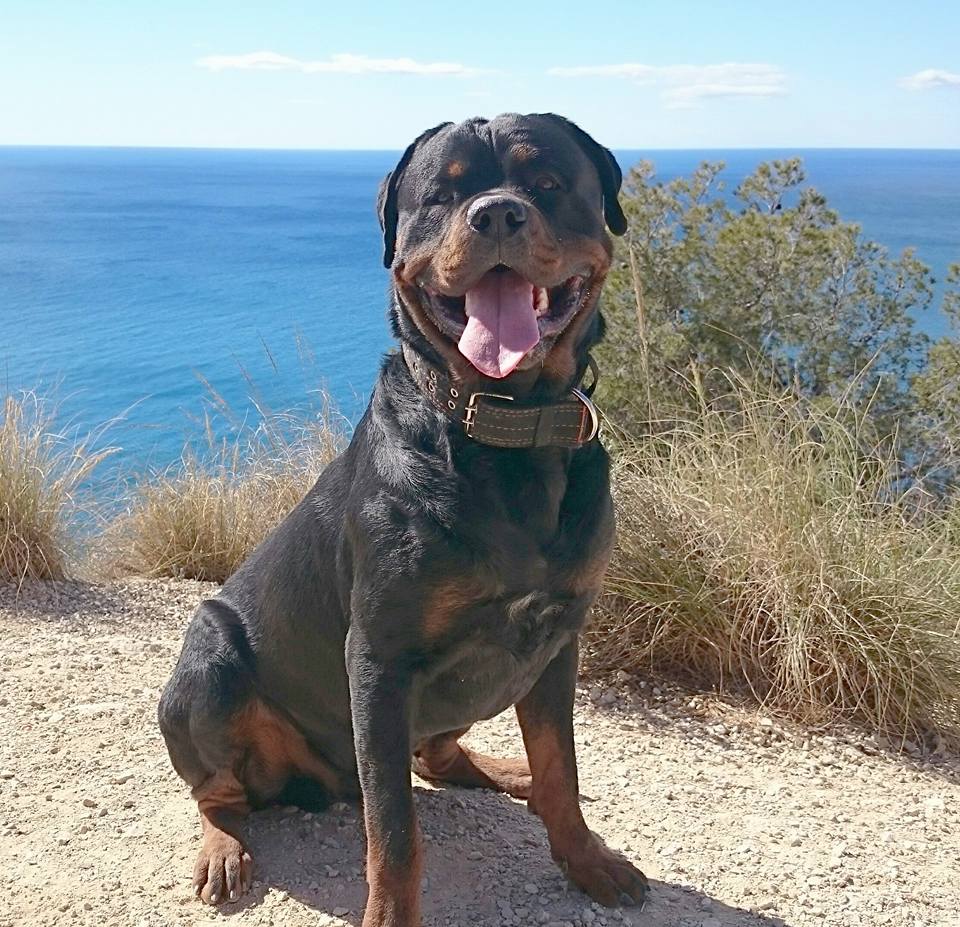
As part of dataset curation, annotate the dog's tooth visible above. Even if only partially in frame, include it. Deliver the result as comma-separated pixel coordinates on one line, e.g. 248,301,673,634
535,287,549,313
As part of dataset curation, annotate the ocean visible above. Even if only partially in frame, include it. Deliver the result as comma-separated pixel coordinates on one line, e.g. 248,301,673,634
1,147,958,488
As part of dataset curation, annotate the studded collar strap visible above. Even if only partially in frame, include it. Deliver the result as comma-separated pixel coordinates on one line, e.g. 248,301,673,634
401,344,601,449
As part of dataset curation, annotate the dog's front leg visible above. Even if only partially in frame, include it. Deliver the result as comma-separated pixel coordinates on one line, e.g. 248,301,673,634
347,631,422,927
517,640,648,907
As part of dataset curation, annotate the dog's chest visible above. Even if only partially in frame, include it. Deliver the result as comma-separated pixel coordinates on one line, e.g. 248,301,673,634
411,587,585,740
410,482,611,739
413,442,613,737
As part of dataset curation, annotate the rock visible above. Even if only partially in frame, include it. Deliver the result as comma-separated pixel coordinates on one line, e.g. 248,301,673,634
924,797,945,819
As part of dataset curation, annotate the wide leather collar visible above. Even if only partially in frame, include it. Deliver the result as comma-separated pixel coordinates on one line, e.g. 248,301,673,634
401,343,601,449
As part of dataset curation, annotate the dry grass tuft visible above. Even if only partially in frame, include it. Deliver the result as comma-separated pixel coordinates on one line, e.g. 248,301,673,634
0,393,113,583
588,375,960,745
105,398,345,583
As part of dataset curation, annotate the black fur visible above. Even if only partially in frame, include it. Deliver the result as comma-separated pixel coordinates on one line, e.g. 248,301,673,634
158,112,645,924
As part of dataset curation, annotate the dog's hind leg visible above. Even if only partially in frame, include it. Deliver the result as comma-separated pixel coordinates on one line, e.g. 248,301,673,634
412,727,532,799
158,599,258,905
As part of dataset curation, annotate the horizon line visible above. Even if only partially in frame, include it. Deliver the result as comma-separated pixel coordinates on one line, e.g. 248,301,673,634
3,143,960,153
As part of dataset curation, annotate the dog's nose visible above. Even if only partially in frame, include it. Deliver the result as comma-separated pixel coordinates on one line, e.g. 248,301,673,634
466,195,528,237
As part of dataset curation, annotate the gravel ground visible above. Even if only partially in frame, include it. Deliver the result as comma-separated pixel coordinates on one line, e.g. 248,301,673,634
1,578,958,927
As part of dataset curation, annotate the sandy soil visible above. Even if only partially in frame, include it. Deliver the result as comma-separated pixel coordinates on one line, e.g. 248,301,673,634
1,579,957,927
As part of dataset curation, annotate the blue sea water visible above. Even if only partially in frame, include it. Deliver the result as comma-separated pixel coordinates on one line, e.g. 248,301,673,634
1,146,958,489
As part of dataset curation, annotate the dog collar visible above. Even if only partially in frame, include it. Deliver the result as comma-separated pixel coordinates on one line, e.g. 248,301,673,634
401,344,601,449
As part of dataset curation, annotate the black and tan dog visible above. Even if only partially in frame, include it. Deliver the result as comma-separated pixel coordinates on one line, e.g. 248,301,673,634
159,112,648,927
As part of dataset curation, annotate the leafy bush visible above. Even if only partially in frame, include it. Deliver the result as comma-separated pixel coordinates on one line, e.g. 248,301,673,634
597,159,949,450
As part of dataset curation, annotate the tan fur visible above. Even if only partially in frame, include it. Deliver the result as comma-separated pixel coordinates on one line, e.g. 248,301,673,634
510,143,540,162
232,698,341,796
362,827,424,927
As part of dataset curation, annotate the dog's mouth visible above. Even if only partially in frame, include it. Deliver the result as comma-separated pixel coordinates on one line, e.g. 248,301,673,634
415,265,590,379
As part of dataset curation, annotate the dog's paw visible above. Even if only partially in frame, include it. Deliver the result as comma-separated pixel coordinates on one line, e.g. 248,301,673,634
192,831,253,905
559,835,648,907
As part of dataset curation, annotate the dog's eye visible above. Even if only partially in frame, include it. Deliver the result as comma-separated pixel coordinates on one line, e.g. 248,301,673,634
535,176,560,191
429,191,454,205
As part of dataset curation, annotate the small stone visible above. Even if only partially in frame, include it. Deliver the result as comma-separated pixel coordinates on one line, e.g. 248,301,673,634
524,882,539,894
333,906,349,917
924,797,945,819
111,772,134,785
82,797,97,808
0,770,15,780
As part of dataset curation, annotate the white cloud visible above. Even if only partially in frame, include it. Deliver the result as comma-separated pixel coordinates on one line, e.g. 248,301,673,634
196,50,480,77
899,68,960,91
548,62,787,108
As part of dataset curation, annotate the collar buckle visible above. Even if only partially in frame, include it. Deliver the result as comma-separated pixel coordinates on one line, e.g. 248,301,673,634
463,391,514,437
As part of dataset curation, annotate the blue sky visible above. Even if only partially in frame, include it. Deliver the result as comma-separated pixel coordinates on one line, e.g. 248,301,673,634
2,0,958,149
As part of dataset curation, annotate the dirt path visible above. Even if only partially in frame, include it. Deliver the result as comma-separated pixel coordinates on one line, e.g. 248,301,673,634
1,579,957,927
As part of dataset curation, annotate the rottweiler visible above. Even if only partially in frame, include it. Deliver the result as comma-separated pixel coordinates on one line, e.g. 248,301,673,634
158,112,648,927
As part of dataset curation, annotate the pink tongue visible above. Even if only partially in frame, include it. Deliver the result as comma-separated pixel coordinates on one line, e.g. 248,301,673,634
459,269,540,378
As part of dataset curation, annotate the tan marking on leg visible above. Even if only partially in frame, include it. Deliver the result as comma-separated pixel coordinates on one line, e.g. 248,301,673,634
522,725,648,906
413,728,532,799
363,830,423,927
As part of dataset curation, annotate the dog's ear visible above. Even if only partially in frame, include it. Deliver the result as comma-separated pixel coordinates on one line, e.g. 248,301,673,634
377,122,453,268
538,114,628,236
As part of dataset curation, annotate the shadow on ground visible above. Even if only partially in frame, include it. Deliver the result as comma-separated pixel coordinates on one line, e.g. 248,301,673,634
207,784,789,927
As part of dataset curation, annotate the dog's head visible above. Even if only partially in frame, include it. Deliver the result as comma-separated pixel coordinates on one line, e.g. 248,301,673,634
378,113,627,389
